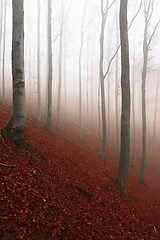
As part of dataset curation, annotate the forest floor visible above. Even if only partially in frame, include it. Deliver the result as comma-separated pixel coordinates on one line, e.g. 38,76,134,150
0,106,160,240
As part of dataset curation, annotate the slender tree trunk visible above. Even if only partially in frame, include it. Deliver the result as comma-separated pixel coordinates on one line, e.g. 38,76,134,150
0,0,4,80
107,72,110,148
2,0,6,105
45,0,53,132
99,1,107,161
115,0,120,154
152,68,160,161
56,0,64,130
79,34,83,139
115,0,130,193
86,38,90,135
37,0,41,121
139,26,148,183
131,31,136,161
3,0,26,148
63,39,67,123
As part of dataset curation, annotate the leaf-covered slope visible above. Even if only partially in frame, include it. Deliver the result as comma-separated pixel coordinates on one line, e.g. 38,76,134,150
0,106,160,239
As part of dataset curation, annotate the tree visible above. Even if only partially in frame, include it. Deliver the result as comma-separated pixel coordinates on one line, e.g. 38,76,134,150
0,0,4,99
45,0,53,132
99,0,116,161
139,0,160,183
56,0,72,130
2,0,7,105
37,0,41,121
2,0,26,148
152,67,160,161
115,0,130,193
78,1,89,139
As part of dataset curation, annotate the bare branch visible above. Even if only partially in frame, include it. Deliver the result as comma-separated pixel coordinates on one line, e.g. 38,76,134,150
128,0,142,30
147,19,160,46
104,0,116,16
104,0,142,79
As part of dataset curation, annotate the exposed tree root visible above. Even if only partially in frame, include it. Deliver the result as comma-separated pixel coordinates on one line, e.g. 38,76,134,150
0,128,36,151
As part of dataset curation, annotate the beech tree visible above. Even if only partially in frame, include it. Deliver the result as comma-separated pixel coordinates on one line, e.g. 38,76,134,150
2,0,26,147
139,0,160,183
37,0,41,121
99,0,116,161
56,0,72,129
2,0,7,105
45,0,53,132
115,0,130,193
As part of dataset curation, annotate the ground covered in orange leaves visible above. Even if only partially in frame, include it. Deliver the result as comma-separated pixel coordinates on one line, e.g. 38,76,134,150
0,106,160,240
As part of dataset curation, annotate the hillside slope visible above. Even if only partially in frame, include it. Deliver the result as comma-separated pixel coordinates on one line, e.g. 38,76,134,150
0,106,160,240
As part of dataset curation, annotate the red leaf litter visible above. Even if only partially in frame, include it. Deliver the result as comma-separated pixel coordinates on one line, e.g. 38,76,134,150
0,106,160,240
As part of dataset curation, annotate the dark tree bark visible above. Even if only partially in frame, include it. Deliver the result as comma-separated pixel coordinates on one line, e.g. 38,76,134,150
115,0,130,193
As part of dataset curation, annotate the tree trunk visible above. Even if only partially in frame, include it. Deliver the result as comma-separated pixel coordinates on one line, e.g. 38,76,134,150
45,0,53,132
139,25,148,183
3,0,26,148
131,31,136,161
56,0,64,130
99,1,107,161
2,0,6,105
115,0,130,193
37,0,41,121
115,0,120,154
152,68,160,161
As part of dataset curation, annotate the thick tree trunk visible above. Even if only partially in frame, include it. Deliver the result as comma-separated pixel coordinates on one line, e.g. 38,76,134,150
115,0,130,193
3,0,26,148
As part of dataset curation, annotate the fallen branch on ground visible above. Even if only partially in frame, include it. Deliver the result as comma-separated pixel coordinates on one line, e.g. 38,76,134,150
0,162,17,168
72,184,94,197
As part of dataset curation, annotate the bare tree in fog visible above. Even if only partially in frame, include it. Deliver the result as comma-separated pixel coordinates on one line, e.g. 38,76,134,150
0,1,4,75
56,0,64,130
45,0,53,132
37,0,41,121
139,0,160,183
2,0,27,148
152,67,160,161
2,0,7,105
131,30,136,161
115,0,130,193
78,1,89,139
99,0,116,161
115,0,120,154
56,0,72,130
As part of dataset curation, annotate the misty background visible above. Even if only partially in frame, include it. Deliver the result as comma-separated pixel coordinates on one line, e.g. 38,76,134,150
0,0,160,165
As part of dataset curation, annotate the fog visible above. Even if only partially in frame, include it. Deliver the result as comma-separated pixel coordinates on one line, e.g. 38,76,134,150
0,0,160,166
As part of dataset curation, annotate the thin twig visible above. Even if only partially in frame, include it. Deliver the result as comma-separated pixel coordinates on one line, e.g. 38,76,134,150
0,162,17,168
